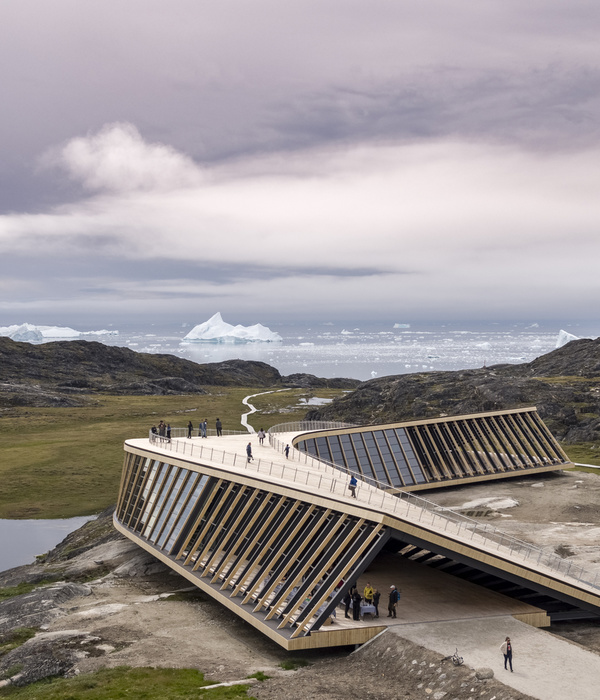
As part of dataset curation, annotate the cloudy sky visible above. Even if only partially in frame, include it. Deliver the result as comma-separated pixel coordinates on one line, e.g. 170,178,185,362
1,1,599,327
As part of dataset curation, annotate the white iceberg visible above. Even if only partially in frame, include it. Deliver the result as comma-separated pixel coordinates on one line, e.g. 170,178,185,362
1,323,44,342
0,323,118,342
393,323,410,329
556,329,579,348
182,312,282,344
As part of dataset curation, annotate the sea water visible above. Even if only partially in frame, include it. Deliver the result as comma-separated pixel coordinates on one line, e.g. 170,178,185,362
66,319,596,381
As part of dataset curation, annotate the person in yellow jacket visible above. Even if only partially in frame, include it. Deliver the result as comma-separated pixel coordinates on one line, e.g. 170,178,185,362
363,582,374,604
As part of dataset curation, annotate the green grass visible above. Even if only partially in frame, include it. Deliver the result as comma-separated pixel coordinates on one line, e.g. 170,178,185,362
278,658,310,670
0,387,345,519
0,666,257,699
246,671,270,681
563,443,600,468
0,583,54,602
0,628,37,658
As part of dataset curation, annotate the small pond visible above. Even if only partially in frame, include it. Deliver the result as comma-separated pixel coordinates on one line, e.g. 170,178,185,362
0,517,94,573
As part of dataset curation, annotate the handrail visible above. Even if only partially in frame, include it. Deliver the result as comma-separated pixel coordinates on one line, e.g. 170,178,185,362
267,423,600,593
142,424,599,592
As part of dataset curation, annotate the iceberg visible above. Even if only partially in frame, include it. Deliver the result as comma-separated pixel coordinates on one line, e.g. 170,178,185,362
182,312,282,344
1,323,44,342
556,329,579,348
393,323,411,329
0,323,118,343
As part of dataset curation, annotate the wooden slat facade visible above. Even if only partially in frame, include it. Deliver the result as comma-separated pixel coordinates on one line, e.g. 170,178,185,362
293,407,572,492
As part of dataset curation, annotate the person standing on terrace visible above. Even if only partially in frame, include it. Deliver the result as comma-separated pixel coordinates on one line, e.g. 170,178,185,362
348,475,358,498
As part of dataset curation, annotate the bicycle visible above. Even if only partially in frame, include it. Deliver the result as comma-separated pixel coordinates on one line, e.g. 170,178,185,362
442,648,464,666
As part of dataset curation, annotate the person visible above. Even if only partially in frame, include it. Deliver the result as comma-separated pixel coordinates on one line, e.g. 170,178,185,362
364,582,374,604
352,589,362,621
202,419,208,438
284,444,290,459
187,421,193,439
388,585,400,618
158,420,166,437
166,423,171,441
258,428,266,445
500,636,513,672
216,418,222,436
343,588,352,618
372,588,380,618
151,425,158,436
246,442,254,462
348,475,358,498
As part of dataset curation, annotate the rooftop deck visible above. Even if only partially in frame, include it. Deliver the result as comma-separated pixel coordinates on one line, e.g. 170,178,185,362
115,423,600,649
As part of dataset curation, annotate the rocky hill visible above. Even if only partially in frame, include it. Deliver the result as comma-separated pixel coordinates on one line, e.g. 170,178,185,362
307,338,600,443
0,337,359,407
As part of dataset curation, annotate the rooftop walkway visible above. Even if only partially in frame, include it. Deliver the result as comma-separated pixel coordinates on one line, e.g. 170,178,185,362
116,425,600,649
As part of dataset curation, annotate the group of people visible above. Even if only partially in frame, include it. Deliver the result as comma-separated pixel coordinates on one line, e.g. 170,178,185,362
341,581,402,621
342,582,385,620
150,421,171,441
185,418,223,439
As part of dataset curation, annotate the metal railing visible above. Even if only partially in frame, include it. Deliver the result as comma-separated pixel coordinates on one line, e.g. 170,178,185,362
143,423,599,592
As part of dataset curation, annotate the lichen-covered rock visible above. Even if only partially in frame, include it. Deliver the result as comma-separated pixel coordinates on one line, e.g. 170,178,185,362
0,630,105,687
0,582,92,634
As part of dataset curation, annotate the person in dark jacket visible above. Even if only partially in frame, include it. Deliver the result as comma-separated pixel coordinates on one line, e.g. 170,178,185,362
246,442,254,462
343,589,352,618
187,421,193,439
388,585,400,618
352,590,362,621
348,475,357,498
216,418,222,436
372,588,381,618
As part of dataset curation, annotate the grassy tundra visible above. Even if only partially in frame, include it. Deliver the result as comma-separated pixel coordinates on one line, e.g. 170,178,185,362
1,387,345,519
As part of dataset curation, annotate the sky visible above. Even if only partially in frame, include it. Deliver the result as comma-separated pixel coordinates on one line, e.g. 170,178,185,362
1,1,600,328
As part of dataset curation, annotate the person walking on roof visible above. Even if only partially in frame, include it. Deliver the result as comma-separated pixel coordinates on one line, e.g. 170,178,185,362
284,444,290,459
246,442,254,462
388,585,400,618
187,421,193,439
348,475,358,498
216,418,222,436
500,636,513,672
258,428,266,445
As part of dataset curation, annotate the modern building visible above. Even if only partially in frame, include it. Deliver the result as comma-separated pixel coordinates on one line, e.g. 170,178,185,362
114,408,600,650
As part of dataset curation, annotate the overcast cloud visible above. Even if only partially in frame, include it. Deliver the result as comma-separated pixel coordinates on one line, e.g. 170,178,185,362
1,1,599,326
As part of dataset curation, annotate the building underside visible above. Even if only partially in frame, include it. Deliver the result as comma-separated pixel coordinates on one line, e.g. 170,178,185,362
114,409,600,650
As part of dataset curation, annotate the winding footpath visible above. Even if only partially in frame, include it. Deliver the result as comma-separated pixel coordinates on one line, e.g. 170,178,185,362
240,389,291,433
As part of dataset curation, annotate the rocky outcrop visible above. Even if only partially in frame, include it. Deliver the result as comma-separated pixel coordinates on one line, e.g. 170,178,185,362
0,337,359,406
307,338,600,443
0,509,177,688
